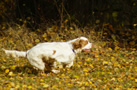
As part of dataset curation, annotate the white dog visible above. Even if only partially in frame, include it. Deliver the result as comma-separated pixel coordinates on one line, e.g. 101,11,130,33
3,37,93,73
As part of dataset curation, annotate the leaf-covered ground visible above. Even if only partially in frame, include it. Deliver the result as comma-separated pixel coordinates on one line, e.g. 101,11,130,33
0,25,137,89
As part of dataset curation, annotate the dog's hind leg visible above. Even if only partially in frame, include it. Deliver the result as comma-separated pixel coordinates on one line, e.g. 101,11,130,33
28,58,45,73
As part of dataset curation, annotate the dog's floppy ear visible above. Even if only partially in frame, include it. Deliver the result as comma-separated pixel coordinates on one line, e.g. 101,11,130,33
72,38,88,49
72,39,81,49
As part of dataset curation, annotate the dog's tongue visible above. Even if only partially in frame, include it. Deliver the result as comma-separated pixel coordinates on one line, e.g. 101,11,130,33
83,49,90,52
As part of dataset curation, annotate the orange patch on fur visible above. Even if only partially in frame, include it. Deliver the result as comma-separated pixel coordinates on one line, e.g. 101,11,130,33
53,50,56,55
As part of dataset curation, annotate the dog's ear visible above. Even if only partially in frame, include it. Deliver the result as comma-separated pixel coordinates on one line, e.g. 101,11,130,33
72,39,88,49
72,39,81,49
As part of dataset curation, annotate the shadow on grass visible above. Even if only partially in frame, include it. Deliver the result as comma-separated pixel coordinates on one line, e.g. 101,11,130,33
0,64,52,76
15,65,39,75
15,65,52,75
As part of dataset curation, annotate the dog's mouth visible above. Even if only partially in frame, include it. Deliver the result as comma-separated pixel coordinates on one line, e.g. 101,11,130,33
83,49,90,52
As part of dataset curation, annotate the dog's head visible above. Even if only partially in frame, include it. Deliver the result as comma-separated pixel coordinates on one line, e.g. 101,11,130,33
71,37,93,53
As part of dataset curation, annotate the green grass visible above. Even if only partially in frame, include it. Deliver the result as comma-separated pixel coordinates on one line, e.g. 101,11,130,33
0,25,137,89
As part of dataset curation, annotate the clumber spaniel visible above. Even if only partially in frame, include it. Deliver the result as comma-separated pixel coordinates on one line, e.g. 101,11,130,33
3,37,93,73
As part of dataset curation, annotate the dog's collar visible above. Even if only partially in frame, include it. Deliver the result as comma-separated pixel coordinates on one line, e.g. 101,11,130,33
72,49,76,54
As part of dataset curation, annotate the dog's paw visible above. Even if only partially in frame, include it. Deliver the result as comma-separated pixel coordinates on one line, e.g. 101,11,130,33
51,69,60,74
66,62,73,68
33,67,38,70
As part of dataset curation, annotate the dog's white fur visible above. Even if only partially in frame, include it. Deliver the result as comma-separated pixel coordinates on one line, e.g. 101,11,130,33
3,37,93,73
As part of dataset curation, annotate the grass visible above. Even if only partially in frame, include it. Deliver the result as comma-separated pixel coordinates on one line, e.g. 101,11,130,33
0,24,137,89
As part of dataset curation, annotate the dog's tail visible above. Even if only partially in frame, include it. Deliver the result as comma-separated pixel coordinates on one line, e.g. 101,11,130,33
2,48,27,58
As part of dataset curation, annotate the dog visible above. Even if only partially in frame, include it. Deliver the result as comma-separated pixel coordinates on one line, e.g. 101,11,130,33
3,37,93,73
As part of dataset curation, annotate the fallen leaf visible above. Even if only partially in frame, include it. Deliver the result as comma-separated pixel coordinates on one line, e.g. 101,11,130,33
5,69,9,73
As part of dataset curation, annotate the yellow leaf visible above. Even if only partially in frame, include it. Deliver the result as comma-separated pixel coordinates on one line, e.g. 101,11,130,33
23,85,27,88
58,64,63,68
28,43,32,47
11,65,16,70
135,79,137,82
52,85,57,88
108,48,112,51
134,67,137,71
70,27,73,30
19,19,22,21
18,26,21,29
84,63,87,66
111,56,115,60
40,83,45,85
112,11,118,17
133,2,136,6
43,84,49,88
132,35,135,39
114,62,119,67
10,82,15,87
129,41,135,46
127,88,133,90
2,26,5,30
89,64,94,68
27,86,32,89
91,84,96,88
24,20,27,23
67,68,70,71
61,74,65,77
15,84,20,89
114,68,119,72
84,72,88,76
42,33,46,38
74,75,79,79
97,57,100,60
66,76,70,79
37,29,41,32
115,46,120,51
83,68,88,72
86,58,91,62
8,71,14,76
78,61,82,64
35,39,40,43
111,78,116,81
89,81,93,84
96,20,100,24
40,79,44,82
44,38,47,41
102,42,106,46
132,48,136,51
1,66,6,70
68,84,73,87
130,77,134,80
103,32,107,35
103,61,108,65
5,69,9,73
85,82,89,85
64,19,68,23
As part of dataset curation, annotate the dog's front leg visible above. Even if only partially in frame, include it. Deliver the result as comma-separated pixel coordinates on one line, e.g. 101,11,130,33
51,69,60,74
51,62,60,74
66,61,73,68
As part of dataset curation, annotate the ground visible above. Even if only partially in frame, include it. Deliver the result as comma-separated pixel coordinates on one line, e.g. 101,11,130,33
0,25,137,89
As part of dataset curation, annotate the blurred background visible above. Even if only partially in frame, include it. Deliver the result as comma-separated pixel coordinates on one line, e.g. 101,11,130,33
0,0,137,49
